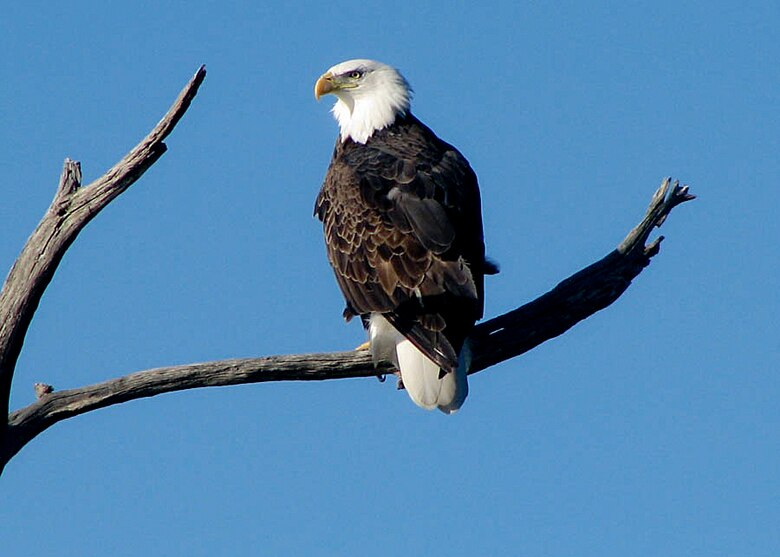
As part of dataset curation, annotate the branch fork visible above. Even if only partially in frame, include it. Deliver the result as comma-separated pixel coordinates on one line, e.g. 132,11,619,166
0,65,694,475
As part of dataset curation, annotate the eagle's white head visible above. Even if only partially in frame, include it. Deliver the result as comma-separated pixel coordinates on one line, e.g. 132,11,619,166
315,59,412,144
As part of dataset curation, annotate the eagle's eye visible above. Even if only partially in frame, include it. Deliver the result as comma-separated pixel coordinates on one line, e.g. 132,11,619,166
348,70,363,79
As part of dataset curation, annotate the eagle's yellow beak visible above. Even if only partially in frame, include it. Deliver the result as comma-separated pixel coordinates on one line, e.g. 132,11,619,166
314,72,335,101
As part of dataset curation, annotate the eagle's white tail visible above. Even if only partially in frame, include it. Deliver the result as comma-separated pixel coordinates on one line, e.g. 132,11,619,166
368,313,468,414
396,339,468,414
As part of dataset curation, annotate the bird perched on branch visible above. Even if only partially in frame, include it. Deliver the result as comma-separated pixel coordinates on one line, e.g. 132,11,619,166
314,59,496,413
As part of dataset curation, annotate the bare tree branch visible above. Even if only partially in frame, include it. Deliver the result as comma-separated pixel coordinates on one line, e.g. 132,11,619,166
2,178,693,469
6,352,390,463
468,179,695,371
0,65,207,473
0,63,694,475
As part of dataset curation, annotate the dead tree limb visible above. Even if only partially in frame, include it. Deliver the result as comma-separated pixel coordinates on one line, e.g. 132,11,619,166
468,178,695,371
0,65,693,475
0,65,207,474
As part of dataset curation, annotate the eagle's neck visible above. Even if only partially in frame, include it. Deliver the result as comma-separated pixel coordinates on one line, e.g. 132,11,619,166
331,85,410,144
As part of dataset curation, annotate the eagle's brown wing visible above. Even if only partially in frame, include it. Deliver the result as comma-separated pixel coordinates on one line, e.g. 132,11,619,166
315,114,492,372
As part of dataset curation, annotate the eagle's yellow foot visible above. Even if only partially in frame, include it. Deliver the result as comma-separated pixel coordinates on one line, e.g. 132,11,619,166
354,340,371,351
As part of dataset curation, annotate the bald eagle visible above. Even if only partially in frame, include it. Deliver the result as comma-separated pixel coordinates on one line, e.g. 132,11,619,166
314,59,496,413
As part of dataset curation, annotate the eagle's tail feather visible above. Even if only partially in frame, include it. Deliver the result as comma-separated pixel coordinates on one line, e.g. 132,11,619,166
396,339,468,414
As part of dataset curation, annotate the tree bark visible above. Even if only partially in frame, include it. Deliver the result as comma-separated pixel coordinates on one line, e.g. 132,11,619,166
0,64,694,475
0,65,206,474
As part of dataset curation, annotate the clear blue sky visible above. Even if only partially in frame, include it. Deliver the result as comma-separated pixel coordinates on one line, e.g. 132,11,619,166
1,2,778,556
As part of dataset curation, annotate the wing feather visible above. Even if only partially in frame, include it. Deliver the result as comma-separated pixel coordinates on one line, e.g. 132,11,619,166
315,113,493,370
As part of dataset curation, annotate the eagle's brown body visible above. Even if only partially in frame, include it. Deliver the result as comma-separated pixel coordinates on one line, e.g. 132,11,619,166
315,112,493,374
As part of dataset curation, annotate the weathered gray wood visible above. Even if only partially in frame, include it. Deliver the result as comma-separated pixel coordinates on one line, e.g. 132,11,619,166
0,66,207,473
6,352,391,463
2,179,693,469
468,179,694,372
0,63,694,474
